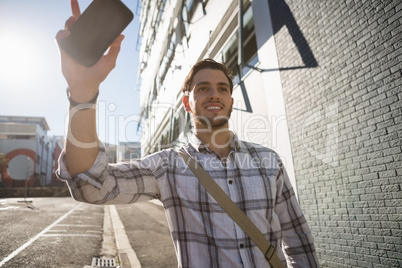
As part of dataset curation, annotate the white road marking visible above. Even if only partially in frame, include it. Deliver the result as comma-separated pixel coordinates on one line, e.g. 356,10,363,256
68,216,99,219
56,224,102,228
0,202,83,267
86,230,102,233
41,234,99,237
41,223,103,237
0,206,19,210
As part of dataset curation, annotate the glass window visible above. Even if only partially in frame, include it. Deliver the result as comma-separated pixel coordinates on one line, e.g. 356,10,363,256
216,5,258,84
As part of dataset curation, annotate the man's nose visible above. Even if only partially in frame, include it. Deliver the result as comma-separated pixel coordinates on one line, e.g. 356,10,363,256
208,87,220,99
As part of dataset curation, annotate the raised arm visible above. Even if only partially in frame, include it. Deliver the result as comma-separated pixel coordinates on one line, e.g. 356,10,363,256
56,0,124,176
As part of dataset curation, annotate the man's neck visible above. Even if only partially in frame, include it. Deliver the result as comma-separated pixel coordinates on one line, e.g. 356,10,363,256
195,126,233,158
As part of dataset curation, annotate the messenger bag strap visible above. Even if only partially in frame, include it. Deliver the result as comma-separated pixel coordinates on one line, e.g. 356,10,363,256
177,150,284,268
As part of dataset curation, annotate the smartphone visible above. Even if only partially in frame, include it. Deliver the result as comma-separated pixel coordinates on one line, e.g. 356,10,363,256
58,0,134,67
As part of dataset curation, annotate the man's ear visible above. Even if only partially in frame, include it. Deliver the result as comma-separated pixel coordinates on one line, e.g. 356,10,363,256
231,97,234,111
183,95,191,112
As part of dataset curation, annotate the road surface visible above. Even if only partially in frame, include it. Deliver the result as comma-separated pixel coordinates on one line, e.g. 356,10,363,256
0,197,177,268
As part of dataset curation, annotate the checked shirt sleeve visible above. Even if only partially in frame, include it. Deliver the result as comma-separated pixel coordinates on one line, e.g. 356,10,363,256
275,160,319,267
56,143,161,205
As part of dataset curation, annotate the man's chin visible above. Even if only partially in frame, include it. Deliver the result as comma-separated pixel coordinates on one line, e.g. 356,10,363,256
196,116,230,129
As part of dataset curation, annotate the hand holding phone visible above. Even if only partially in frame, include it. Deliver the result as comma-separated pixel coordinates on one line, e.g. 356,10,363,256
58,0,134,67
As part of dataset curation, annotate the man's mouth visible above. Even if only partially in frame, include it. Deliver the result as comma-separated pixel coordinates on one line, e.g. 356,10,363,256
206,106,222,111
204,101,223,111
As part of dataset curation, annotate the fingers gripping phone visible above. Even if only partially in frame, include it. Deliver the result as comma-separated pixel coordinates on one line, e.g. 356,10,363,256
58,0,134,67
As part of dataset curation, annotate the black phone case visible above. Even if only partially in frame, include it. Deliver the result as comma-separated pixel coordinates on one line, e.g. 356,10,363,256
58,0,134,67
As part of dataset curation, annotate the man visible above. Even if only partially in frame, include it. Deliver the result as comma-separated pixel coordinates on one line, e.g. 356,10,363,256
56,1,319,267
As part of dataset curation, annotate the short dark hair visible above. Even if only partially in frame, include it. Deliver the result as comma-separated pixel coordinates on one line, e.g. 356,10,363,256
181,58,234,94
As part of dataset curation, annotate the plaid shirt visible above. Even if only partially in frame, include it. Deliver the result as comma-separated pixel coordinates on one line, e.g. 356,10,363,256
57,133,318,268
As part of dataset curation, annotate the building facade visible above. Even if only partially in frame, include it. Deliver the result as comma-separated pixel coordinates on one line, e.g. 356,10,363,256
0,116,57,187
137,0,401,267
117,141,141,162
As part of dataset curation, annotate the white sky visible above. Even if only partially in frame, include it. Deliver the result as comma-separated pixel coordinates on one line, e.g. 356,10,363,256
0,0,142,145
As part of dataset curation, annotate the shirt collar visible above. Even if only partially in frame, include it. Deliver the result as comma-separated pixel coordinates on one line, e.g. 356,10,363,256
188,133,209,153
188,131,244,153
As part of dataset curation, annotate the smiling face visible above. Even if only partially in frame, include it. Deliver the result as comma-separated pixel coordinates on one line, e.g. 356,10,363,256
184,68,234,130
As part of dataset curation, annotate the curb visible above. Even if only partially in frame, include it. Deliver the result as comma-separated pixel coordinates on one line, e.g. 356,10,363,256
108,205,142,268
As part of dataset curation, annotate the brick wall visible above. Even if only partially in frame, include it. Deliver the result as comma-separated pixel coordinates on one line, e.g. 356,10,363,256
268,0,401,267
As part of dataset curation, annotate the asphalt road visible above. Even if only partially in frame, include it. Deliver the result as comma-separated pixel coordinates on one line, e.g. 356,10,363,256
0,197,177,268
115,201,177,268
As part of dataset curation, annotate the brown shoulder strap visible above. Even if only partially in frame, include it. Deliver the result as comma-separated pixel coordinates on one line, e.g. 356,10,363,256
178,150,284,268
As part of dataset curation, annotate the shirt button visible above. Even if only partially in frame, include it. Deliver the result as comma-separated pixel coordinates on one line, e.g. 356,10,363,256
239,243,244,249
228,180,233,184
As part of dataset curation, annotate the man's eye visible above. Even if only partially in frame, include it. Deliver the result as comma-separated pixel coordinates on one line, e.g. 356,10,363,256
199,87,207,91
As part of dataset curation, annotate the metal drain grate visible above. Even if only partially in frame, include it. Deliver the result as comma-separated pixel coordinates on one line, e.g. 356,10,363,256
91,257,116,267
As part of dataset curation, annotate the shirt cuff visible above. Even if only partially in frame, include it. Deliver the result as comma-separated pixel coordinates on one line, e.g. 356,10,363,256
56,143,108,186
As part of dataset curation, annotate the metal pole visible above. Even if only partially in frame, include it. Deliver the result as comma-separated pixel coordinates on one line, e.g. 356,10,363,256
238,0,244,77
24,157,30,203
